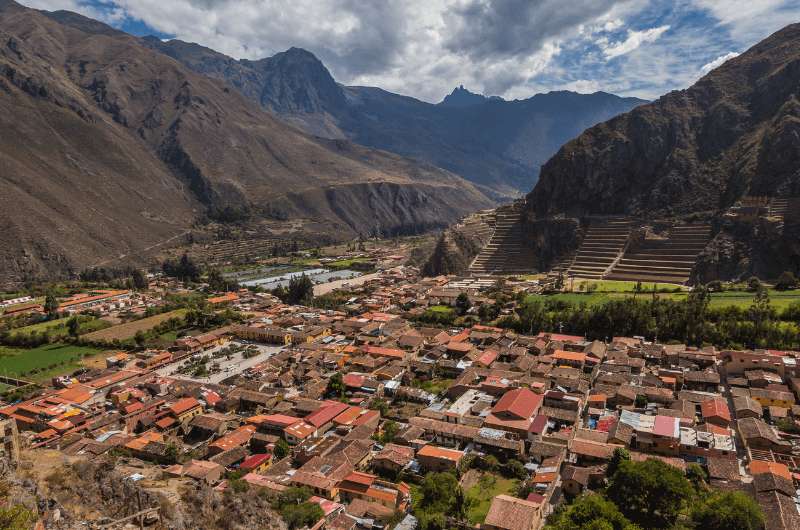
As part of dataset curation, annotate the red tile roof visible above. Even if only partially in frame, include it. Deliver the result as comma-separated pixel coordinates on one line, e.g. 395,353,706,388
701,398,731,423
492,388,543,420
169,397,201,416
305,401,349,428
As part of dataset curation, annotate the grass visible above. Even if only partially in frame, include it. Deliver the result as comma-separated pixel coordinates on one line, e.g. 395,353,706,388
0,343,104,382
569,279,688,293
465,473,519,524
413,378,455,395
526,288,800,311
428,305,455,314
6,316,110,341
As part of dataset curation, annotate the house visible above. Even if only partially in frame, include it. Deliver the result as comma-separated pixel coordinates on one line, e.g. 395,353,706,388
416,444,464,472
700,398,731,428
168,397,203,423
164,459,224,484
733,396,763,419
484,387,543,436
481,495,542,530
738,417,793,453
372,443,415,474
239,453,272,474
207,425,256,456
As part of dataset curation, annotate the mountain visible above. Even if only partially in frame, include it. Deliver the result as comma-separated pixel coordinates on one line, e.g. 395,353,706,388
0,0,492,285
528,24,800,219
141,38,646,197
439,85,501,107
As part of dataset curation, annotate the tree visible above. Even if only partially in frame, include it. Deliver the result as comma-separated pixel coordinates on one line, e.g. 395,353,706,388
606,447,630,478
634,394,647,408
131,269,148,290
377,420,399,444
455,293,472,316
286,274,314,305
747,276,762,292
0,505,37,530
690,491,764,530
775,271,798,291
504,459,528,480
207,268,227,292
606,459,692,528
281,503,324,530
545,493,637,530
66,317,80,339
274,438,290,460
685,463,708,491
134,330,147,348
44,291,59,317
685,285,710,345
327,372,345,398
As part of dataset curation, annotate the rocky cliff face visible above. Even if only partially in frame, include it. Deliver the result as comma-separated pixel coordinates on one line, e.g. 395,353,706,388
141,37,645,197
528,23,800,219
0,0,492,285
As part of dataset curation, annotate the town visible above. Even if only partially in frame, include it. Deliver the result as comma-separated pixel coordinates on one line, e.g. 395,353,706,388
1,241,798,530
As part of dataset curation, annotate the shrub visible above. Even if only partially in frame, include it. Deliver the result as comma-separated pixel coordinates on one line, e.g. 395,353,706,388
775,271,798,291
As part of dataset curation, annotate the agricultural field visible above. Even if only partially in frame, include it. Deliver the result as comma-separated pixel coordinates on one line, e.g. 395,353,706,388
528,285,800,311
0,343,104,382
5,315,110,342
81,309,187,343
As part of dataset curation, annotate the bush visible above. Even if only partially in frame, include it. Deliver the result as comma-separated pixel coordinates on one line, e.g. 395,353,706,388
747,276,762,292
775,271,798,291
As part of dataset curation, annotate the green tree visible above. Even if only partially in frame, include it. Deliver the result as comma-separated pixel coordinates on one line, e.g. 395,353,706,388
685,463,708,491
286,274,314,305
274,438,290,460
455,293,472,316
606,459,692,528
377,420,399,444
44,291,59,317
690,491,764,530
281,503,324,530
131,269,148,290
606,447,630,478
327,372,345,398
0,505,37,530
545,493,637,530
134,330,147,348
685,285,710,345
747,276,762,292
67,316,80,339
775,271,798,291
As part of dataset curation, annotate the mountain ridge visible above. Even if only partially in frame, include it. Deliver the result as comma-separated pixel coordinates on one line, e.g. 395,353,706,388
0,0,492,285
139,37,647,196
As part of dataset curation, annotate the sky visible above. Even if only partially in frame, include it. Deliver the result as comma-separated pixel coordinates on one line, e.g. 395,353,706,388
17,0,800,102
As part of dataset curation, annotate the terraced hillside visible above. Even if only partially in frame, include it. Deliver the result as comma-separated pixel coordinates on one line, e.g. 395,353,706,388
468,202,537,276
566,219,632,280
606,225,712,284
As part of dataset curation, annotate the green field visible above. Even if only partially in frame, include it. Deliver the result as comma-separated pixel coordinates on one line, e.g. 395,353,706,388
465,473,519,524
527,287,800,311
6,316,110,341
570,279,688,293
0,343,104,382
428,305,455,313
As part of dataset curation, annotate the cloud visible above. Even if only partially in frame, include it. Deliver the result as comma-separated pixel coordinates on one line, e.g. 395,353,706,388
442,0,624,60
700,51,739,74
12,0,800,103
601,25,670,59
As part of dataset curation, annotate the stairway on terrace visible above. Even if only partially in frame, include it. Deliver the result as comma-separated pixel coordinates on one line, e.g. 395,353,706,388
468,202,536,276
566,218,632,279
769,197,789,231
606,224,712,284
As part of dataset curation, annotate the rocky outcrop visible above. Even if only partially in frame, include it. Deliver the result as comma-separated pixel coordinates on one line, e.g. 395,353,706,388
528,23,800,220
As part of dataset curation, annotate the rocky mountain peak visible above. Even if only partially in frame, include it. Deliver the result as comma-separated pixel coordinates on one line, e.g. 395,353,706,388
439,85,498,107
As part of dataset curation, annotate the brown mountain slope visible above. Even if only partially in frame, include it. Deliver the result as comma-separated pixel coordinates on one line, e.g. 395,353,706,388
0,1,491,284
528,23,800,218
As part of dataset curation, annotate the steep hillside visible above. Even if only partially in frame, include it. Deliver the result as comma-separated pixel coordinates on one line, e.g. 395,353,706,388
0,1,491,285
528,23,800,219
141,38,645,197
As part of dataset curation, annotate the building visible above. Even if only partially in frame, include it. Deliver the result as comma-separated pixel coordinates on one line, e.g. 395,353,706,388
416,444,464,472
482,495,542,530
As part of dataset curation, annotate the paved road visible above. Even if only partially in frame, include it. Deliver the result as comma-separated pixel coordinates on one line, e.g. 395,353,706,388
157,341,283,384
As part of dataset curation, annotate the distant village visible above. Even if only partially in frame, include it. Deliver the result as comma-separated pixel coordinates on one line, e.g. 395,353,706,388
1,245,799,530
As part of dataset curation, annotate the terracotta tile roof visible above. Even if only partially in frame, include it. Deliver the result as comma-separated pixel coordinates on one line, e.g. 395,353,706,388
492,387,543,420
483,495,541,530
701,397,731,422
209,425,256,452
169,397,201,416
417,444,464,462
305,401,349,428
750,460,793,481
